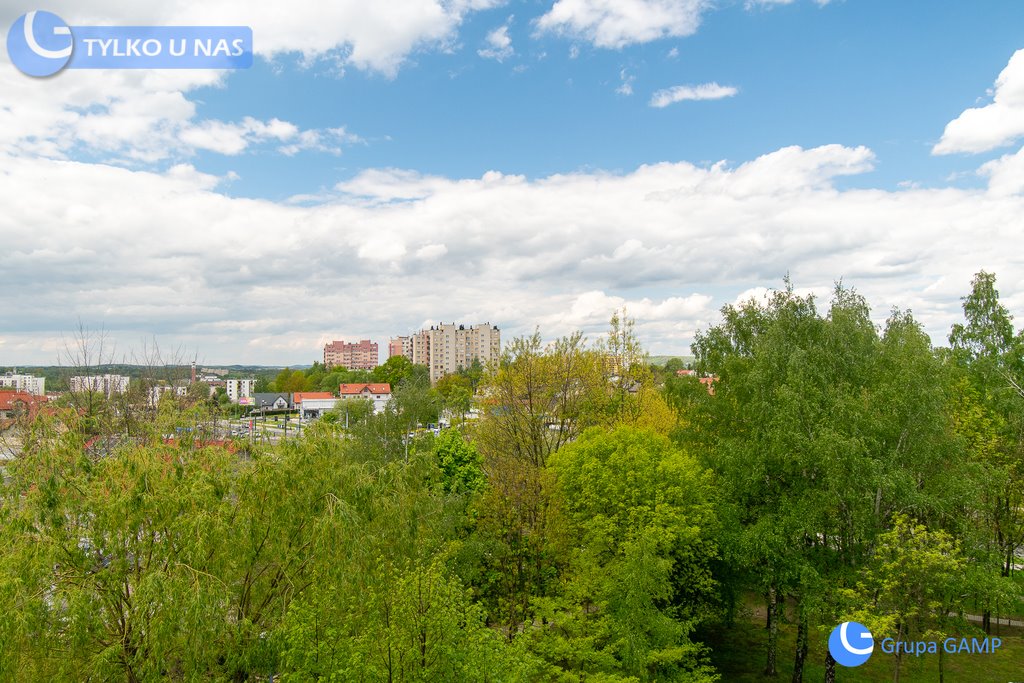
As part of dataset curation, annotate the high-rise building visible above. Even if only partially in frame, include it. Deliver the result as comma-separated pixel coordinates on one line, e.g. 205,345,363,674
388,336,413,360
323,339,379,370
0,372,45,396
408,322,500,383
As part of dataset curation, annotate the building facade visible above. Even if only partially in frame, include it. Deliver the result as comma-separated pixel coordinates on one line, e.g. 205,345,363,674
0,372,45,396
224,378,256,403
324,339,379,370
388,336,413,360
408,322,501,383
338,383,392,414
69,374,130,396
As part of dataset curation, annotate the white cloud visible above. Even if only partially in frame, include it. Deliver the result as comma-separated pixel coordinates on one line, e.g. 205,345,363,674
0,66,361,163
0,1,498,165
979,146,1024,196
536,0,709,49
616,68,635,96
934,50,1024,155
478,23,514,62
3,144,1024,363
650,82,738,107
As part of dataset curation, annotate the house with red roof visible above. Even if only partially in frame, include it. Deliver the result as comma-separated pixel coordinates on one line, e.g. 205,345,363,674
293,392,338,419
0,391,48,420
338,383,392,414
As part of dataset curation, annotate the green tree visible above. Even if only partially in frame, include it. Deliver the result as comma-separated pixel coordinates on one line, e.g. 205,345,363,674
949,271,1024,588
435,373,473,424
691,282,974,680
433,428,485,495
533,426,720,682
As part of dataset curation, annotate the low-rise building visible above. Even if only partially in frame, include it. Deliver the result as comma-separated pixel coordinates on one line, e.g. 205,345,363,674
293,392,338,419
0,391,48,419
338,383,392,414
251,393,291,411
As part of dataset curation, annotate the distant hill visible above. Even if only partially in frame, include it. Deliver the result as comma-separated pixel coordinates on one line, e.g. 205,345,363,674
648,355,695,367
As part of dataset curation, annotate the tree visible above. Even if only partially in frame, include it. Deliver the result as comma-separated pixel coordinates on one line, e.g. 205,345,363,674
949,271,1024,587
531,426,720,682
435,373,473,424
372,355,428,388
690,281,974,680
840,515,1003,683
433,428,485,495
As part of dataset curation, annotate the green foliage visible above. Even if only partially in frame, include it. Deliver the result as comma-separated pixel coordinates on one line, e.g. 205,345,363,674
5,271,1024,682
372,355,429,388
530,427,720,682
433,428,485,495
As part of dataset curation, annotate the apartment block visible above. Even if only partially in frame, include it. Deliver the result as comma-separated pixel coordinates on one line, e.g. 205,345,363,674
388,336,413,360
0,372,45,396
323,339,379,370
224,378,256,403
408,322,501,383
69,374,130,396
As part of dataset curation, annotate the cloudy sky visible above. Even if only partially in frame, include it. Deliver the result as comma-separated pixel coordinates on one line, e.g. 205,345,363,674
1,0,1023,366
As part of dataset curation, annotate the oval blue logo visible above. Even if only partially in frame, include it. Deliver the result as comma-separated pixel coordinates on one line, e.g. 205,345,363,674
7,10,73,77
828,621,874,667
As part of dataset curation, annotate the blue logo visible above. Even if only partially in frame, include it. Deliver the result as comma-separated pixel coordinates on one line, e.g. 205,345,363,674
829,621,874,667
7,10,252,77
7,10,73,77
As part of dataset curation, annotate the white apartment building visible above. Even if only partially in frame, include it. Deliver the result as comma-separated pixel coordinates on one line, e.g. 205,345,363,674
224,378,256,403
70,374,130,396
147,383,189,406
0,372,45,396
410,322,501,383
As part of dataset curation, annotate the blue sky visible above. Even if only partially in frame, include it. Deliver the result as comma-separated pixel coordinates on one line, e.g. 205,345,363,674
1,0,1023,365
185,0,1024,199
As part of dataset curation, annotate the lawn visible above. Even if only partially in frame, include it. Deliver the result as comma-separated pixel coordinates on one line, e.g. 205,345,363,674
700,614,1024,682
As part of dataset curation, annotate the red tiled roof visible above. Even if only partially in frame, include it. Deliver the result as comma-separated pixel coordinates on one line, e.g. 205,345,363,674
0,391,47,411
338,383,391,395
293,392,335,403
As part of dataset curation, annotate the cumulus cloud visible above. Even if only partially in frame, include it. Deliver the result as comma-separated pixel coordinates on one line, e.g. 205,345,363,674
0,0,496,165
535,0,709,49
0,67,361,163
650,82,738,107
978,146,1024,196
478,22,514,62
2,144,1023,363
934,50,1024,155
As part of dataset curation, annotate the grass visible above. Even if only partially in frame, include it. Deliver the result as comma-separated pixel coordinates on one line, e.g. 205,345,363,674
700,613,1024,682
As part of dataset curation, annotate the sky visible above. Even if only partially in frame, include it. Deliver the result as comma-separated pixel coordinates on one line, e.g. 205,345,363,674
1,0,1023,366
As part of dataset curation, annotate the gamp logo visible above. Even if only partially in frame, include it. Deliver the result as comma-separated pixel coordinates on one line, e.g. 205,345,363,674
828,621,874,667
7,10,73,77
